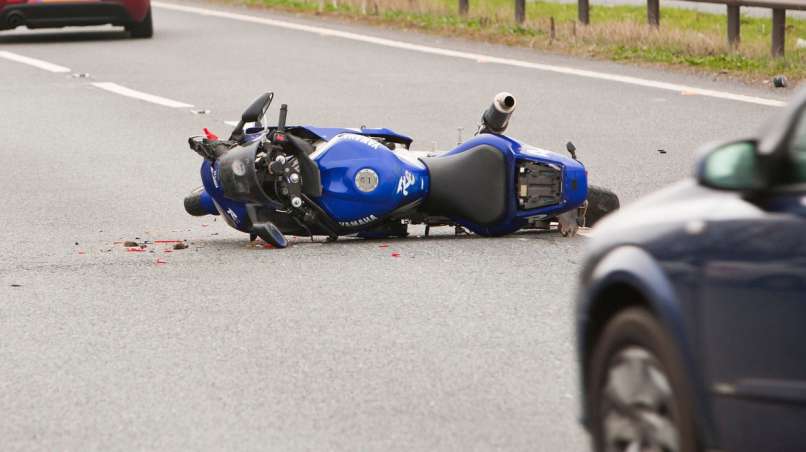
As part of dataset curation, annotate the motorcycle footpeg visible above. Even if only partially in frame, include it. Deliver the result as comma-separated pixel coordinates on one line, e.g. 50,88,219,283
252,222,288,249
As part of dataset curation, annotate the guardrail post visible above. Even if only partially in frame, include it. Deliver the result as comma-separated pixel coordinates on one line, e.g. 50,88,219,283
771,8,786,57
727,4,740,47
579,0,590,25
459,0,468,16
647,0,659,27
515,0,526,24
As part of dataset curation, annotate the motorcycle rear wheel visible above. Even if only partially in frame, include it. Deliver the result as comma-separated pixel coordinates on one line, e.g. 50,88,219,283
585,185,620,227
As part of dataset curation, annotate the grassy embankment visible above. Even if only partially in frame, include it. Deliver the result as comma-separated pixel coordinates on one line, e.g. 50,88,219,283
241,0,805,83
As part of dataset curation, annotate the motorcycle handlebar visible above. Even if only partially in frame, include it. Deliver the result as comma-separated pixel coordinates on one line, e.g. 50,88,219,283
480,92,516,134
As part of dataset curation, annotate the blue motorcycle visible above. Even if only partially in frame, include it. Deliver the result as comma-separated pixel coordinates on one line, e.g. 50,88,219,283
184,92,618,248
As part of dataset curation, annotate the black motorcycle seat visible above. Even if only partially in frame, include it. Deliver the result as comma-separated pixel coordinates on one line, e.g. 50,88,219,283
421,145,508,226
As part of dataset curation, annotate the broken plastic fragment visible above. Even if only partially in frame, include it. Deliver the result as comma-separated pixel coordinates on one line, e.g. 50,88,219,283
391,252,401,257
127,247,146,252
155,259,167,265
379,244,389,248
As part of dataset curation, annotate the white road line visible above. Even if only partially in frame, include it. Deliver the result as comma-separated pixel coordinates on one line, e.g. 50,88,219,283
92,82,194,108
0,51,71,73
153,1,786,108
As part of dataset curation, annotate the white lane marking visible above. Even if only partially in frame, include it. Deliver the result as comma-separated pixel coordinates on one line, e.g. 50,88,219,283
0,50,70,73
91,82,194,108
153,1,785,108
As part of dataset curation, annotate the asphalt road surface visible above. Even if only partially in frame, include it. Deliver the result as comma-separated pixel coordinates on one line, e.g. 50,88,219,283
0,4,794,451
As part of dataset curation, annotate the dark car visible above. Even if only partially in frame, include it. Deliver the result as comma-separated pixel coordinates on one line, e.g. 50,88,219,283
576,89,806,452
0,0,152,38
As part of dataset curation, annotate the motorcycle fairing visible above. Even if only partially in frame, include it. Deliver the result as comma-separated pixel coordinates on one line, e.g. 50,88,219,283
300,126,414,147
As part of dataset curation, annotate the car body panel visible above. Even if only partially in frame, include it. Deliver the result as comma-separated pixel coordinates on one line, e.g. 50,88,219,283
577,243,719,447
578,170,806,450
0,0,148,29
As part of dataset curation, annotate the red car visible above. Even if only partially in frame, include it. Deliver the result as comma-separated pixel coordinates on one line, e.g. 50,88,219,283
0,0,152,38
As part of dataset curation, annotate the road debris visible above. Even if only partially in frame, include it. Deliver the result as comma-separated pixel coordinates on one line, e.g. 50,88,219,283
155,258,168,265
173,242,189,250
773,75,788,88
71,73,90,78
391,252,401,257
658,149,667,154
127,247,146,253
191,109,211,115
123,241,139,247
10,284,22,287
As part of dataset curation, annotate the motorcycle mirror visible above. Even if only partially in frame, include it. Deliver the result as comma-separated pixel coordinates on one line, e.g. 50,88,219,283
229,92,274,141
242,92,274,125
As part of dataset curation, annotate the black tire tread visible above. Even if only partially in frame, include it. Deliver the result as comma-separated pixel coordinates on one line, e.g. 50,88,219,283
585,185,620,227
126,8,153,39
587,307,700,452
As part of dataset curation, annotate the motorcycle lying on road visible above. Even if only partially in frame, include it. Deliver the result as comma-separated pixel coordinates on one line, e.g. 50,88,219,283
184,92,619,248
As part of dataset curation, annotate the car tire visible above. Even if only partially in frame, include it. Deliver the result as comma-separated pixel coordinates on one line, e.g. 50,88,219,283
585,185,620,227
126,8,153,39
588,308,700,452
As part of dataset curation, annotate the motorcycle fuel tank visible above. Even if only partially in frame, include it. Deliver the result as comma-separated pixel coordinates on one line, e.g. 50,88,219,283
311,133,429,226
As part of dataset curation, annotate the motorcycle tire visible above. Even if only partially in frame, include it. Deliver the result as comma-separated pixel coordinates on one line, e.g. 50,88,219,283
585,185,620,227
184,186,208,217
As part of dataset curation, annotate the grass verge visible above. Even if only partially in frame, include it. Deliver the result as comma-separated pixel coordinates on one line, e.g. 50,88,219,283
241,0,805,83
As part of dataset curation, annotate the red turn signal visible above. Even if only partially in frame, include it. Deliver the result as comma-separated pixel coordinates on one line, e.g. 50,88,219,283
203,128,219,140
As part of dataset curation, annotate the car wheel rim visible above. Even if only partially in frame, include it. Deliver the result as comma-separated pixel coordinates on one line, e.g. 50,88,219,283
601,346,680,452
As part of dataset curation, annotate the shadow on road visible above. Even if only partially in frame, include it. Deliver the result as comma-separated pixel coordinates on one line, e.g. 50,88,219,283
0,30,129,44
186,228,579,252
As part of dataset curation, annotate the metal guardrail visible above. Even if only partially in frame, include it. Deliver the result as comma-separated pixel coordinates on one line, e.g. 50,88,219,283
454,0,803,57
577,0,805,56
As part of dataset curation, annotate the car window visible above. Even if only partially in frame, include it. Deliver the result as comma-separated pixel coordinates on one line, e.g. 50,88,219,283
791,112,806,183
